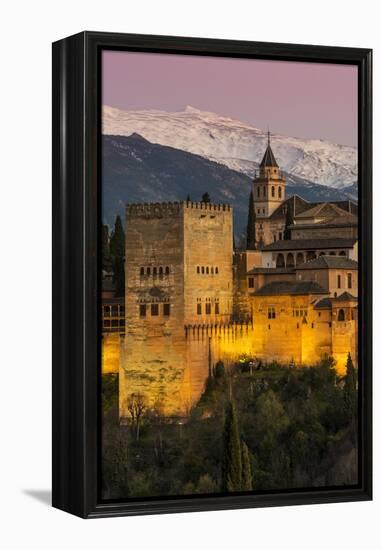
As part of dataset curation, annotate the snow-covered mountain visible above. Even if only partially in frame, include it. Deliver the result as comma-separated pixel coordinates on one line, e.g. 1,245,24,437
103,105,357,189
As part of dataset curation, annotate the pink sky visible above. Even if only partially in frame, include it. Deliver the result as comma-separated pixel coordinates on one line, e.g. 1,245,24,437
102,51,358,147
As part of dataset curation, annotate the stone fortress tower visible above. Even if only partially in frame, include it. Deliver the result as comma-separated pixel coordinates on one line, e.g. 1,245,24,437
119,201,233,417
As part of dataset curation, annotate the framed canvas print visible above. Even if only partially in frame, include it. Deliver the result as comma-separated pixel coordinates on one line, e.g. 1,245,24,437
52,32,372,518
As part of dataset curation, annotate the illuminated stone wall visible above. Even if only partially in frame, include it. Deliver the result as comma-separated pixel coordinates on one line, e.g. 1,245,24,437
102,333,121,374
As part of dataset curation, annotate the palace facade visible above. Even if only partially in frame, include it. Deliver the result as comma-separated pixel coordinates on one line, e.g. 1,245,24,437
102,136,358,416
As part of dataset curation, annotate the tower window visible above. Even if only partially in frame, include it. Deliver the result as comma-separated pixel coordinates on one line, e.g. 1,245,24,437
140,267,144,276
257,187,260,198
206,267,209,274
348,273,352,289
146,267,151,276
211,267,214,274
215,303,220,314
263,187,266,197
165,266,170,275
278,187,282,199
271,186,275,197
197,266,200,273
163,303,170,316
159,266,163,275
205,303,211,315
201,266,205,274
197,303,202,315
151,303,159,316
338,309,345,322
215,267,219,274
337,274,341,289
139,304,147,317
248,277,254,288
153,267,157,276
278,232,283,240
257,209,261,214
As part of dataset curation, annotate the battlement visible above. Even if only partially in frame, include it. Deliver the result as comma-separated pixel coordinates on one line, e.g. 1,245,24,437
126,201,231,220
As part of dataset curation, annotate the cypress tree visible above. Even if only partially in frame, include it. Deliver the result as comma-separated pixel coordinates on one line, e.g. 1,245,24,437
101,224,112,271
246,191,256,250
201,192,211,203
109,215,125,259
241,440,253,491
283,203,294,240
222,401,242,492
343,353,357,418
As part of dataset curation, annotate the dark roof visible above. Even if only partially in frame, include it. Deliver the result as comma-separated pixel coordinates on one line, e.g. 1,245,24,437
252,281,328,296
262,238,356,252
260,144,278,168
247,267,295,275
296,256,358,270
314,297,332,310
333,292,358,302
269,195,311,221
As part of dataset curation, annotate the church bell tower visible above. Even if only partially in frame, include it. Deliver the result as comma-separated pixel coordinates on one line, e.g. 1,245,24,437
253,132,286,218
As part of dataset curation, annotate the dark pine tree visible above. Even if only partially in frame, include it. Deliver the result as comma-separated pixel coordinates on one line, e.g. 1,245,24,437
186,194,191,202
343,353,357,418
241,440,253,491
222,401,242,492
246,191,256,250
109,215,125,258
201,192,211,203
101,224,112,272
283,203,294,240
109,215,125,298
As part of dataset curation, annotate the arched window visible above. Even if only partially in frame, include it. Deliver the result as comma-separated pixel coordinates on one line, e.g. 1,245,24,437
338,309,345,321
286,253,295,268
159,266,163,275
329,251,336,256
197,266,200,274
337,274,341,289
296,252,304,265
153,267,157,276
165,266,170,275
276,254,285,268
211,267,214,274
140,267,144,276
271,186,275,197
215,267,219,274
339,250,347,256
319,251,325,256
278,187,282,199
206,267,209,274
146,267,151,276
257,187,260,198
263,187,266,197
201,266,205,274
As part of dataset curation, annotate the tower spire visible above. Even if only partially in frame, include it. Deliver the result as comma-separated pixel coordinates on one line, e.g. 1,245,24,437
267,129,270,146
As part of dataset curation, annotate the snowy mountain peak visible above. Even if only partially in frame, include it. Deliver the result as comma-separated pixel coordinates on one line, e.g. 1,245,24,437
102,105,357,189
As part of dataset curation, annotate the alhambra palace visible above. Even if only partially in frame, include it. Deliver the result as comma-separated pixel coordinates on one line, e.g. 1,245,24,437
102,136,358,416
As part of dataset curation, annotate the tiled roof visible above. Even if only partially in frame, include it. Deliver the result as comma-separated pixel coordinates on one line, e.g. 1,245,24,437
296,256,358,270
247,267,295,275
314,297,332,310
252,280,328,296
294,202,349,220
262,238,357,251
269,195,311,221
333,292,358,302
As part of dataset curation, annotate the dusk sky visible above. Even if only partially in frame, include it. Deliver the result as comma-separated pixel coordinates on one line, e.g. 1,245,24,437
102,51,358,147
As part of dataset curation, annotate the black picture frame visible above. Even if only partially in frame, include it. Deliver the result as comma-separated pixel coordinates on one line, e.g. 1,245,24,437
52,31,372,519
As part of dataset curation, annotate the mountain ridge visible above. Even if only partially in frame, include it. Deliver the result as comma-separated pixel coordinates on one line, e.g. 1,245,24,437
102,134,357,238
102,105,357,189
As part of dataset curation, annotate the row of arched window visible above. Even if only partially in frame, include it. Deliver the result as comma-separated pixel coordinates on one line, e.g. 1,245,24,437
196,266,219,275
140,266,170,276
